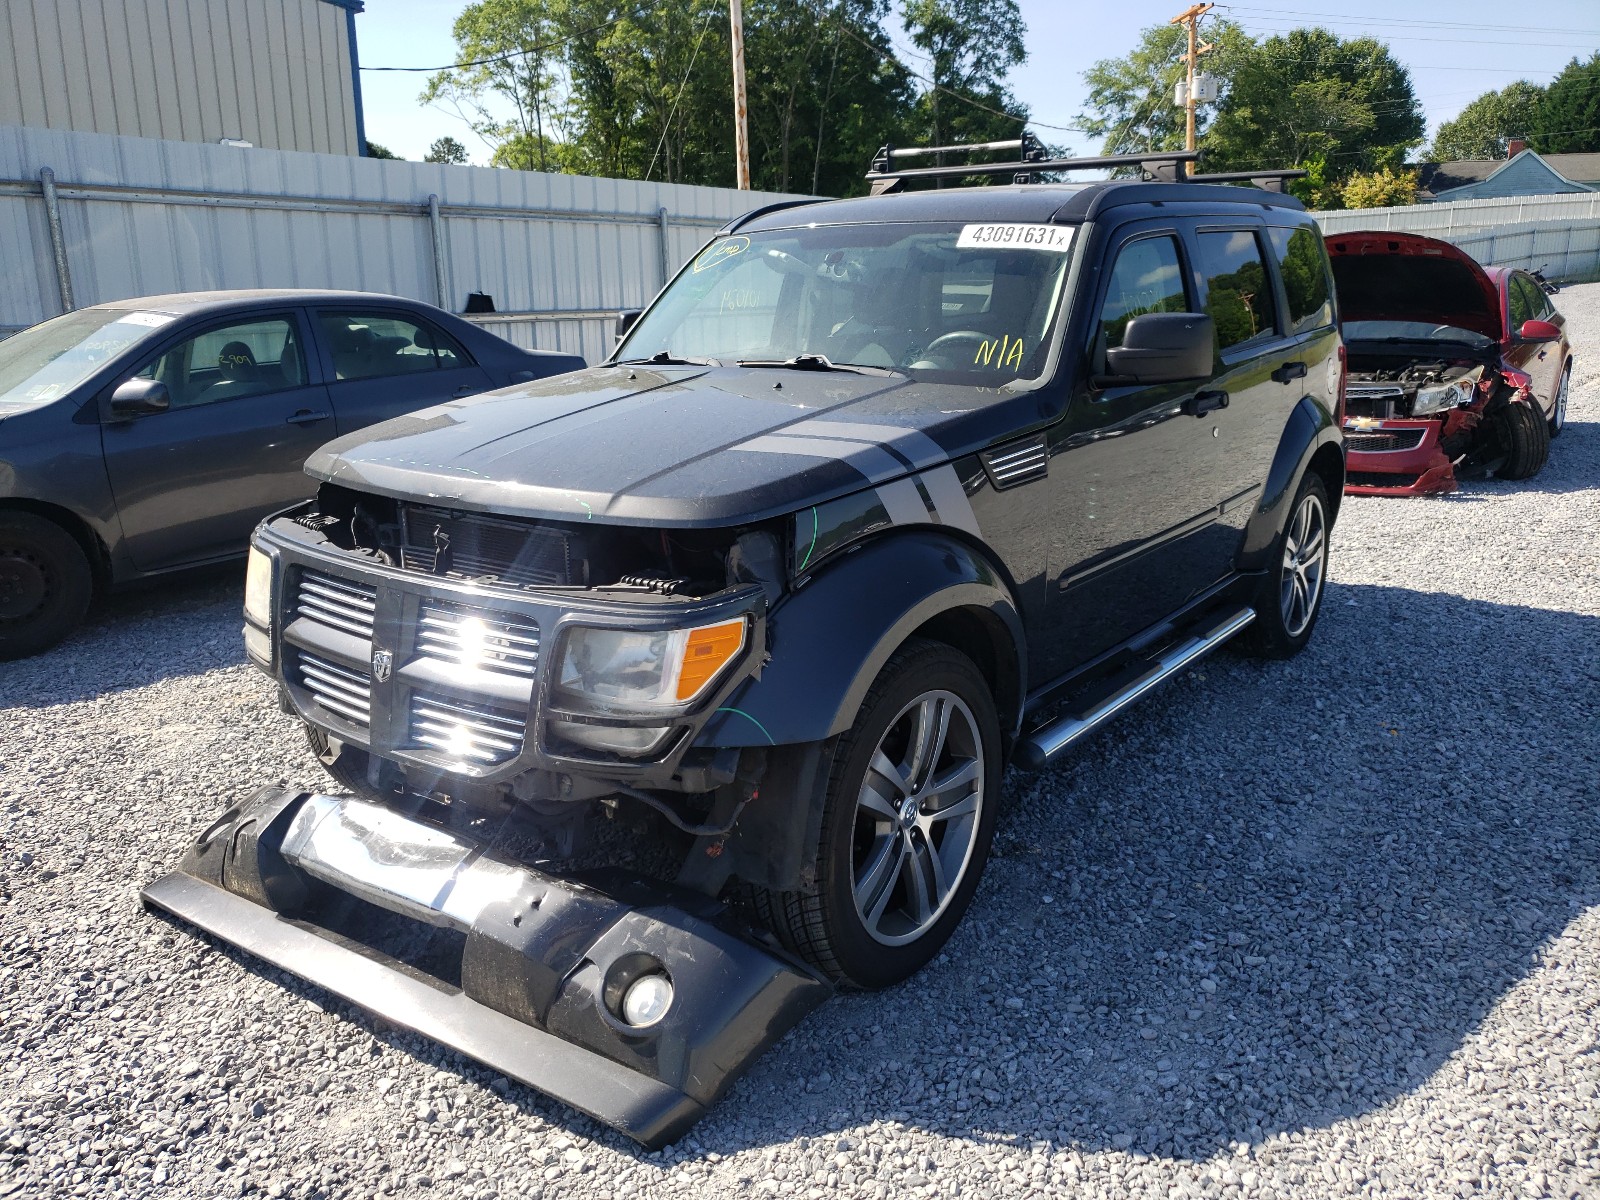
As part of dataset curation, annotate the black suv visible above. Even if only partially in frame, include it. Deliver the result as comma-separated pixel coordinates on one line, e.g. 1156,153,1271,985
146,152,1345,1146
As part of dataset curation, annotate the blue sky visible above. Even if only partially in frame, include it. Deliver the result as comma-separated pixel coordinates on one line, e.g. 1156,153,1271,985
354,0,1600,167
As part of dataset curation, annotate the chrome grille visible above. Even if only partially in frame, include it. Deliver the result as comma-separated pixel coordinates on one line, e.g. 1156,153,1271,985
1346,383,1406,401
296,651,372,728
410,692,526,765
1345,429,1426,453
981,435,1048,489
417,602,540,679
296,570,376,640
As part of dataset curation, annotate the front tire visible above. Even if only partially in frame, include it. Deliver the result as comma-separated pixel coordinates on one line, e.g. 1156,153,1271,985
1241,472,1330,660
751,639,1001,990
1493,400,1550,479
0,512,94,661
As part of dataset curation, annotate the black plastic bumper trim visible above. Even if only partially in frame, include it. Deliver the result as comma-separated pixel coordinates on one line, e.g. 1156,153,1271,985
140,871,705,1148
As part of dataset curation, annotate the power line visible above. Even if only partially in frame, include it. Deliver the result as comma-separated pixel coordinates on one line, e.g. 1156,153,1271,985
645,7,719,182
361,12,638,73
1217,4,1600,37
827,15,1090,135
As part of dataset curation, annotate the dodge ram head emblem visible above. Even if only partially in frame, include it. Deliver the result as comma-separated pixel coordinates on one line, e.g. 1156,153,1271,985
372,648,393,683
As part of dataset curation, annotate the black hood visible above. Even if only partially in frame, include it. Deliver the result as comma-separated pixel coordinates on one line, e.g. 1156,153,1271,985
306,365,1041,527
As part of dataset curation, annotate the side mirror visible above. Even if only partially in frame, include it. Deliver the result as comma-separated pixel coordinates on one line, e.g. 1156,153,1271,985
1517,318,1561,343
1099,313,1215,386
109,377,171,418
615,309,642,345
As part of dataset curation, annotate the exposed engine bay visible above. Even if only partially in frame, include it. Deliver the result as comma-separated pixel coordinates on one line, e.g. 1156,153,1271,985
302,482,785,601
1345,353,1489,421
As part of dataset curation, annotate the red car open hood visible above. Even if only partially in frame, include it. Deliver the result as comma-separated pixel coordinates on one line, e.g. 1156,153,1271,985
1326,230,1503,342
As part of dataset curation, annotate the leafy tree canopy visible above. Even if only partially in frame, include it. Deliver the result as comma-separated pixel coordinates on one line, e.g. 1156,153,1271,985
1529,52,1600,154
418,0,1032,195
1430,82,1545,162
424,136,471,164
365,141,402,159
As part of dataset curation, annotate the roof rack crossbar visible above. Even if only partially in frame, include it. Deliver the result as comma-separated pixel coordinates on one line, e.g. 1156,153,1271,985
866,150,1200,195
1186,168,1309,194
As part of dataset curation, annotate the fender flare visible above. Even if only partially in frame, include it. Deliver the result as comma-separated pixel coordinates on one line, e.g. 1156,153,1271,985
1236,395,1343,573
697,529,1027,750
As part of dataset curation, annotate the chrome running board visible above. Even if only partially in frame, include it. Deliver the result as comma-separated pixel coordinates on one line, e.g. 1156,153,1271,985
1016,605,1256,770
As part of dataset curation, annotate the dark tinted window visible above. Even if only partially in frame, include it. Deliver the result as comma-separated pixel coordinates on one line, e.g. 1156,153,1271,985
135,317,306,409
1197,231,1279,351
318,312,467,382
1508,274,1541,329
1097,235,1187,352
1266,226,1333,333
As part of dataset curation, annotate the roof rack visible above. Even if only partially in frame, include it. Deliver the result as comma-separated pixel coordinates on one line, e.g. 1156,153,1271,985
865,132,1304,195
1186,169,1308,194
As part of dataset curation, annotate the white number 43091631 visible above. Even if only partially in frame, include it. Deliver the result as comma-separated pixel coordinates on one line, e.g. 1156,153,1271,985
955,223,1075,252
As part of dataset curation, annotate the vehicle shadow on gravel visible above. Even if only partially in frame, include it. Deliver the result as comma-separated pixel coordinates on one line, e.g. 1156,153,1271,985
695,580,1600,1161
140,581,1599,1167
0,564,246,710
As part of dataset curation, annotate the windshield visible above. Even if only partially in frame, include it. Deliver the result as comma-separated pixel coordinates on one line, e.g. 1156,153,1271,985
1342,319,1495,349
619,221,1076,384
0,308,174,414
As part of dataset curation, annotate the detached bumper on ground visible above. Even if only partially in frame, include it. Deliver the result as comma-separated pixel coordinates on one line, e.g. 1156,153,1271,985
141,788,830,1147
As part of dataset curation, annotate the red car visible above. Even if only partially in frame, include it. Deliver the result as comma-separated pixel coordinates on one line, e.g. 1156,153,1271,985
1326,231,1573,496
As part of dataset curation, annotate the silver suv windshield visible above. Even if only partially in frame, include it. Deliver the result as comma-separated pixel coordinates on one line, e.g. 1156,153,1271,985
618,221,1076,385
0,307,173,414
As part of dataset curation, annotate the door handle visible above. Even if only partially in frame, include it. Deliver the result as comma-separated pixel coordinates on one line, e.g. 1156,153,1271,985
452,385,476,398
1183,389,1229,417
1271,360,1308,383
286,410,331,425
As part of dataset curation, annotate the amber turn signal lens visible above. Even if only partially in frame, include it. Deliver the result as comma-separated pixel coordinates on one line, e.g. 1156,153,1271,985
675,619,747,701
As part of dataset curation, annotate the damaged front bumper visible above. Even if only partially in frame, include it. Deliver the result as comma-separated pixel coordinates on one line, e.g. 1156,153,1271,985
141,787,829,1147
1342,412,1477,497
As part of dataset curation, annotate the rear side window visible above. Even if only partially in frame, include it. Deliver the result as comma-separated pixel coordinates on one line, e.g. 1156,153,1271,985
1508,274,1542,329
1096,235,1188,352
318,312,469,382
1266,226,1333,334
1197,230,1279,351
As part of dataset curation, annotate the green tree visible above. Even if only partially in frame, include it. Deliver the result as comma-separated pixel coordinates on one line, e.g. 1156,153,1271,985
421,0,571,173
365,141,402,159
901,0,1030,150
1529,53,1600,154
1202,28,1424,193
1340,165,1419,209
1076,18,1254,156
424,136,471,164
1430,82,1545,161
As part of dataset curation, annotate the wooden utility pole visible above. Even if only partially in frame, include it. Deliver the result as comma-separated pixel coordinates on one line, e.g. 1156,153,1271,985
1169,2,1214,177
730,0,750,189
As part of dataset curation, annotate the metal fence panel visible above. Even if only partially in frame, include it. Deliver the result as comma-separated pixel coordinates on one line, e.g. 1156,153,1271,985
0,123,808,361
1313,192,1600,282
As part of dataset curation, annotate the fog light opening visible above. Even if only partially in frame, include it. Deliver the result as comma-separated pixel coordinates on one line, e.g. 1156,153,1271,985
621,972,673,1028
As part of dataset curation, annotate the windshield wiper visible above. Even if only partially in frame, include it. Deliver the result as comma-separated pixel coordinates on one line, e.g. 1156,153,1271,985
616,350,721,367
735,353,900,377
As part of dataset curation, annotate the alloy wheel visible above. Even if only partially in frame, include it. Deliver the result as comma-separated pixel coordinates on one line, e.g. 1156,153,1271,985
851,690,986,946
1279,491,1327,639
1554,369,1569,434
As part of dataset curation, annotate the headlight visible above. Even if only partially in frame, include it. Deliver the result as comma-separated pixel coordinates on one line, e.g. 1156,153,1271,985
1412,367,1483,415
555,618,747,709
244,547,273,629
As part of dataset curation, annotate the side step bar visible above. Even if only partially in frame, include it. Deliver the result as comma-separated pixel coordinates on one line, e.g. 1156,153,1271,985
1015,605,1256,770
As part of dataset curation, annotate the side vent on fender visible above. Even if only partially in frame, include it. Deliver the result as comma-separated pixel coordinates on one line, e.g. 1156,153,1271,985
981,435,1048,490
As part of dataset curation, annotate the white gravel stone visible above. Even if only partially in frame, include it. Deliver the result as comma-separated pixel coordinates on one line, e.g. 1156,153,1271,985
3,285,1599,1200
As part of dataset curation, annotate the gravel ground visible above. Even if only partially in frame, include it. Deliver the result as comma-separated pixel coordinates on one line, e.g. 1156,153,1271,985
3,286,1598,1200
